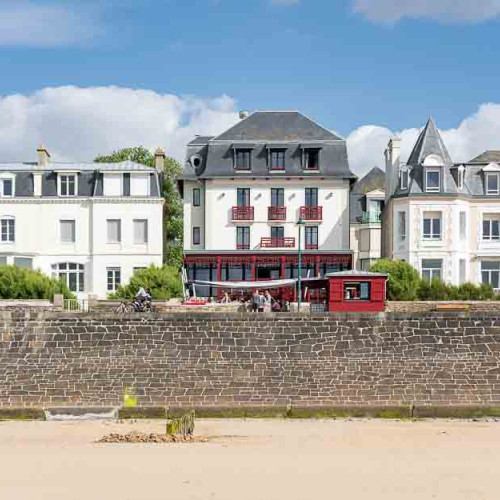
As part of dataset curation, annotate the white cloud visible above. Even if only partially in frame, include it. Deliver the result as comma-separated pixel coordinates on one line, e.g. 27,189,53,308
353,0,500,23
0,1,103,46
0,86,240,162
346,103,500,178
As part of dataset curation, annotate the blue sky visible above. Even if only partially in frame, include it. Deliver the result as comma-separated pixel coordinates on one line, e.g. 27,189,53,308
1,0,500,174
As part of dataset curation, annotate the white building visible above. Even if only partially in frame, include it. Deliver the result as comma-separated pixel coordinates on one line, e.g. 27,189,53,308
0,145,164,298
382,117,500,289
180,111,356,298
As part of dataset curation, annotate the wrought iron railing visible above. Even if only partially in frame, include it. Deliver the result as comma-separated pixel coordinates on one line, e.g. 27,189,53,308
358,211,382,223
300,206,323,220
231,206,254,221
260,237,295,248
268,206,287,221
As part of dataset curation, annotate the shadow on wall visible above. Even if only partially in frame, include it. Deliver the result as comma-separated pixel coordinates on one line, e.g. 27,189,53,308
322,206,349,250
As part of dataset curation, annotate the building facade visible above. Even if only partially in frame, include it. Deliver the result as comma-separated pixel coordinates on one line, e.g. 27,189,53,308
382,117,500,290
0,145,164,299
349,167,385,270
180,111,356,297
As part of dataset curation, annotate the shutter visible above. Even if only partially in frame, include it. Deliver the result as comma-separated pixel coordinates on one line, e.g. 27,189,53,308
372,280,385,301
329,280,343,302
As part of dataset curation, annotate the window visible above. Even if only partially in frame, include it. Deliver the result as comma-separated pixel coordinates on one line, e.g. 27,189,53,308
52,262,84,292
486,173,499,195
103,174,122,196
270,150,285,170
133,219,148,244
422,259,442,282
482,261,500,289
304,149,319,170
271,188,284,207
237,188,250,207
305,188,318,207
344,282,371,301
400,169,409,190
59,174,76,196
234,150,251,170
193,188,201,207
0,256,7,265
60,220,76,243
193,226,201,245
1,218,14,242
483,216,500,241
130,174,149,196
398,212,406,241
271,226,284,239
459,212,467,241
368,199,384,214
459,259,466,285
1,178,13,197
458,166,465,191
305,226,318,249
425,169,441,192
107,267,121,292
236,226,250,250
14,257,32,269
423,212,442,240
107,219,121,243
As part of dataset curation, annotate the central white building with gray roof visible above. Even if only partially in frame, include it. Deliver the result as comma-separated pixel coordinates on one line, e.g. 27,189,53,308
0,145,164,298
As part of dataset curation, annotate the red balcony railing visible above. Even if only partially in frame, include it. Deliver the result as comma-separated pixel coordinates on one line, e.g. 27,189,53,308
268,206,287,221
236,243,250,250
300,206,323,220
260,237,295,248
232,206,254,221
305,243,318,250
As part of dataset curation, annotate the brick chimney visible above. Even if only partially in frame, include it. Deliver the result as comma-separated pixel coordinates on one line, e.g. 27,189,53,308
154,147,166,172
37,143,50,168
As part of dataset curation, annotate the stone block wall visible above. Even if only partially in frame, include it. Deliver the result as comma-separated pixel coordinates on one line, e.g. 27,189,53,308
2,310,500,409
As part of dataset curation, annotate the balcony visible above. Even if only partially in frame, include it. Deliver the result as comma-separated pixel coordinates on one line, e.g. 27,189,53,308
268,206,287,221
237,243,250,250
231,206,254,221
300,206,323,221
260,237,295,248
305,243,318,250
358,211,382,224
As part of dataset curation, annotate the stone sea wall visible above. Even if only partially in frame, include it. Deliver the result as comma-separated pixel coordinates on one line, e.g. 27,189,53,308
2,310,500,410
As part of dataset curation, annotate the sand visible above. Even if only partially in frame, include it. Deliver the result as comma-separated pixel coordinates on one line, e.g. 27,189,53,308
0,418,498,500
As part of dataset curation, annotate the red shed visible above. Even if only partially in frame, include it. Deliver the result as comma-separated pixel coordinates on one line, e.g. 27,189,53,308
326,270,388,312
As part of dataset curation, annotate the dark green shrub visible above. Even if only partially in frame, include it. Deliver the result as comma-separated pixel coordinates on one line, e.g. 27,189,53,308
0,265,74,300
109,265,182,300
370,259,420,301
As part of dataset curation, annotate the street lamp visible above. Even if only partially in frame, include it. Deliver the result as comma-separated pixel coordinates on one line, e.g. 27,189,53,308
297,217,305,313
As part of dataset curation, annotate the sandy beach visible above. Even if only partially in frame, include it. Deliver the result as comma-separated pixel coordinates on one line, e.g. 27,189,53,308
0,418,497,500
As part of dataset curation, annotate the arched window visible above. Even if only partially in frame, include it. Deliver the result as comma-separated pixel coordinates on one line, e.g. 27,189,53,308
52,262,84,292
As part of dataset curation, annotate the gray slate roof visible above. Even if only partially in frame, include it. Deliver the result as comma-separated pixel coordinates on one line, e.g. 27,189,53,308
0,160,154,172
350,167,386,223
183,111,354,180
468,151,500,164
407,117,453,167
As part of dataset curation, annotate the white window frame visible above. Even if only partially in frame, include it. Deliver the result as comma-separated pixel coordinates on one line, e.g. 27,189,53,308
133,219,148,244
422,259,442,282
0,174,15,197
422,213,442,240
106,267,121,292
59,219,76,243
457,165,465,191
398,212,406,242
482,217,500,241
486,173,499,195
481,261,500,290
425,168,441,192
51,262,85,292
58,173,78,197
0,217,15,243
106,219,122,244
400,169,408,190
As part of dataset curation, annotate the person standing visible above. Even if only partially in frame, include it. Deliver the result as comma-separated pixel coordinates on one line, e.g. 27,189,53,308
251,289,261,313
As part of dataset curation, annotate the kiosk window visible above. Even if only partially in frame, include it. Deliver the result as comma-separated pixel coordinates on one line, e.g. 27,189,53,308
344,282,371,301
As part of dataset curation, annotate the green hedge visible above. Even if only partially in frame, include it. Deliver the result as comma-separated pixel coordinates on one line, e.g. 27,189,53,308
370,259,497,301
109,265,183,300
0,265,74,300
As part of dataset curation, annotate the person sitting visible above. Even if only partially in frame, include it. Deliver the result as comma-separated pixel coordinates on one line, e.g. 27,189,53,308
135,287,152,309
221,292,231,304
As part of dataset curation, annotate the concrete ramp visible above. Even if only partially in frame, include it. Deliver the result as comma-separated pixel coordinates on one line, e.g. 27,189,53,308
45,407,118,421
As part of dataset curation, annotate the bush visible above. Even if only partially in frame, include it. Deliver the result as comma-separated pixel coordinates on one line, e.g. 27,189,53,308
370,259,421,301
110,265,183,300
0,265,74,300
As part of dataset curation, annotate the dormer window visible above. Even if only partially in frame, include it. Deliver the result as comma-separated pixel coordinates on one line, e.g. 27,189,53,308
58,174,77,197
304,149,320,170
457,165,465,191
234,150,251,171
400,168,409,190
0,175,14,197
270,150,285,171
425,169,441,192
487,173,499,195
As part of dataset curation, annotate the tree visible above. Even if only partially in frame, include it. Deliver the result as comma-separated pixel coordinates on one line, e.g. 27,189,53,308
370,259,421,301
109,265,183,300
94,147,183,269
0,265,74,300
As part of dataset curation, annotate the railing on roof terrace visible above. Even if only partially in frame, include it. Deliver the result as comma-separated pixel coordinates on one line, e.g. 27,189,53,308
358,211,382,224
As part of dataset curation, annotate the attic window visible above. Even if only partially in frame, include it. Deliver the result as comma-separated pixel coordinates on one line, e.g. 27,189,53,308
400,169,408,190
457,166,465,191
234,150,251,171
487,173,499,195
304,149,320,170
425,169,440,192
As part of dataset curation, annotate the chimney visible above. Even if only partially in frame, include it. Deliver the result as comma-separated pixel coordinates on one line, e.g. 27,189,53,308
384,137,401,200
239,110,249,120
154,147,166,172
37,143,50,168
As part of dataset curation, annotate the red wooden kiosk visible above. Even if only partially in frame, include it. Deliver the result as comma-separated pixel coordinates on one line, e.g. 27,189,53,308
326,270,388,312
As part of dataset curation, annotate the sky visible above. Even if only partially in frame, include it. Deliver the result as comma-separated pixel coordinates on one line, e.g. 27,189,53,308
1,0,500,176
